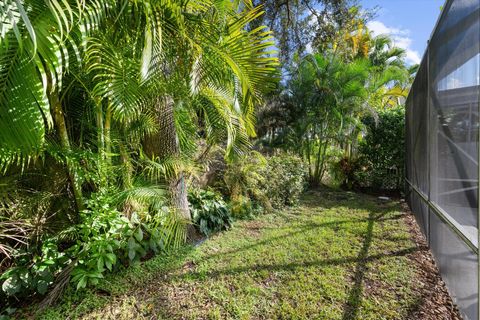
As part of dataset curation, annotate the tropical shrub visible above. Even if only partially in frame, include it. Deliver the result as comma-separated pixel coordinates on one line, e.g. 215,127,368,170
355,106,405,190
261,154,308,208
223,151,269,217
223,152,307,217
330,157,362,189
0,241,67,298
0,190,185,309
229,195,254,219
68,191,185,287
188,189,232,236
320,146,345,187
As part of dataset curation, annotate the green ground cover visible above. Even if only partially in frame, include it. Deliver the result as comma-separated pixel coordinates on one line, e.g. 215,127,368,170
36,189,423,319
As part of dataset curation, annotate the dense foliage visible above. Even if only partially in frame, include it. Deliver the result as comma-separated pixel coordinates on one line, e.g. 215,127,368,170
0,190,185,305
256,9,416,188
224,152,308,217
0,0,412,315
188,189,232,237
356,107,406,190
0,0,278,312
261,154,308,208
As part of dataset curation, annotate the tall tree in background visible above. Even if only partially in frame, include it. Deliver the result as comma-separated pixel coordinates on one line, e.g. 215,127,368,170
255,4,416,185
251,0,361,63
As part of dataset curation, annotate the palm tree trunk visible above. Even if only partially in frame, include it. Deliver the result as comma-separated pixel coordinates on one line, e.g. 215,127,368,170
313,126,324,185
118,123,131,189
95,100,108,186
144,96,192,223
104,103,112,165
119,137,132,189
95,101,105,159
305,135,312,178
48,91,84,211
313,141,324,184
170,173,190,219
318,138,329,182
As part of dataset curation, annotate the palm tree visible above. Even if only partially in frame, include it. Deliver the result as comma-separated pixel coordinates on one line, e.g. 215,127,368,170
81,1,278,227
285,52,369,184
0,1,111,209
1,0,278,229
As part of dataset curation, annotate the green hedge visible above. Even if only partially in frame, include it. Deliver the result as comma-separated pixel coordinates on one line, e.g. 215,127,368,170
356,106,405,190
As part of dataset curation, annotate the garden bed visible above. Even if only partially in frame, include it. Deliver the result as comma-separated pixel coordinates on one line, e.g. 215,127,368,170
33,189,460,319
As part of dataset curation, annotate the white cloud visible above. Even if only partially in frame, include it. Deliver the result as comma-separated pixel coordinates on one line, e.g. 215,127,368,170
367,21,421,65
305,42,313,54
405,50,421,66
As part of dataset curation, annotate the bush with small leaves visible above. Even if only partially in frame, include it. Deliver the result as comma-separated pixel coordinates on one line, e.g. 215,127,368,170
262,154,308,208
356,107,405,190
224,152,308,216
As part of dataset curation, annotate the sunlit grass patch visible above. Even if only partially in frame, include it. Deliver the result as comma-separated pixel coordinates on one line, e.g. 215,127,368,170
37,189,423,319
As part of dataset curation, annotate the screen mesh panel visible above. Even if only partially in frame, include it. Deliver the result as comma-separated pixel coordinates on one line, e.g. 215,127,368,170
412,61,429,195
406,1,479,319
430,212,478,320
429,0,479,241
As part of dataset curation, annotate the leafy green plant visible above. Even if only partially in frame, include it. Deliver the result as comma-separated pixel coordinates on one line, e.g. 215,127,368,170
229,195,264,219
331,157,362,189
63,193,127,290
223,151,271,217
262,154,308,208
188,189,233,236
67,192,174,289
1,241,67,296
0,189,186,306
223,152,308,217
356,106,405,190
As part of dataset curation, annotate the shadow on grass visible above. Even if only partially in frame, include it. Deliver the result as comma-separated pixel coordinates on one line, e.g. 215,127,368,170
300,189,401,216
168,211,425,281
41,188,422,319
169,246,422,281
198,190,404,266
198,213,409,265
340,211,380,320
157,190,422,319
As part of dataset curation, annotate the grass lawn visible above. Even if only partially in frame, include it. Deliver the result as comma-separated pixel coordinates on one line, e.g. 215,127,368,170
37,189,427,319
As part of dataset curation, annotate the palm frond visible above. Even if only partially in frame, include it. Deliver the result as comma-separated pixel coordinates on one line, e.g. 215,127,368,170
0,0,111,168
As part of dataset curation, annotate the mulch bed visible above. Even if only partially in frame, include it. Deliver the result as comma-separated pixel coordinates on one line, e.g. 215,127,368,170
401,201,462,320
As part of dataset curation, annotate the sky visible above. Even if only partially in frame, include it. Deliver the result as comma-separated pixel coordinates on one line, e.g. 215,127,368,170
360,0,446,65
